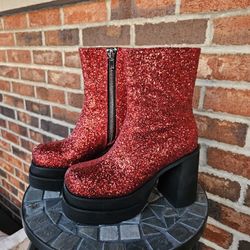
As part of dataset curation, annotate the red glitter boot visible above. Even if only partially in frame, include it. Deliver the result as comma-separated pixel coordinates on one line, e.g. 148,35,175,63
29,48,126,191
63,48,201,224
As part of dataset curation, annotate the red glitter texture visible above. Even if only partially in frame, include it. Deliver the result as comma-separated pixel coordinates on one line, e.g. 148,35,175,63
32,48,126,168
65,48,201,198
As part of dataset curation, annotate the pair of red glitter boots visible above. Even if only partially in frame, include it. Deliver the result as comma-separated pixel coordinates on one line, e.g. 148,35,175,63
29,47,200,224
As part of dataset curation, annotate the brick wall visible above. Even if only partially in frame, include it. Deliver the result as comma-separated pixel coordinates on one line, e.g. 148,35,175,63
0,0,249,248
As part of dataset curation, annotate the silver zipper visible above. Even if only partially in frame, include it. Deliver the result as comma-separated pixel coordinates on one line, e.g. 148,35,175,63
107,48,117,144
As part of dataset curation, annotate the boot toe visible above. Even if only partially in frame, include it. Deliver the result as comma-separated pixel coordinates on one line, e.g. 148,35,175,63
64,159,137,198
32,140,68,168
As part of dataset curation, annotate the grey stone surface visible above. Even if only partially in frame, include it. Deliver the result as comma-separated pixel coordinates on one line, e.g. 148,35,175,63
141,224,160,236
179,212,204,230
168,223,194,243
58,214,77,234
78,237,103,250
147,234,173,250
34,223,61,243
99,226,119,241
44,190,60,199
46,210,62,224
150,205,166,219
51,232,81,250
142,217,166,229
121,214,141,224
24,187,43,202
125,240,149,250
78,226,98,240
22,184,208,250
24,201,43,216
189,203,207,217
141,207,155,220
26,213,49,231
103,242,126,250
164,216,176,228
120,224,140,240
196,192,207,204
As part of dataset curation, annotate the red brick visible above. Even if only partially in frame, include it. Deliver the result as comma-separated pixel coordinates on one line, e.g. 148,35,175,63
207,148,250,179
10,194,22,208
17,111,39,128
21,138,37,152
135,19,207,45
111,0,175,19
0,50,6,62
16,32,42,46
8,121,28,137
199,172,240,202
0,159,14,174
52,106,79,124
213,15,250,45
7,50,31,64
0,151,22,168
0,80,11,91
30,130,52,144
8,174,25,192
48,70,80,89
29,129,43,143
12,82,35,97
0,33,15,46
33,50,62,66
204,88,250,117
2,179,18,197
0,139,11,151
67,92,83,108
3,95,24,109
192,86,200,109
1,130,19,145
239,240,250,250
209,201,250,236
195,115,247,147
65,51,81,68
15,168,29,183
0,118,7,128
25,100,50,116
82,25,130,46
45,29,79,46
12,146,32,163
0,66,18,78
20,68,45,82
181,0,250,13
198,54,250,82
0,106,15,119
0,18,3,30
245,185,250,207
63,1,107,24
3,13,27,30
41,119,68,137
36,87,65,104
29,8,61,27
203,224,233,249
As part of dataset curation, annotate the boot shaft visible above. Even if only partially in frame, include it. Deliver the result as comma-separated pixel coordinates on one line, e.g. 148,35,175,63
123,48,200,115
73,48,127,145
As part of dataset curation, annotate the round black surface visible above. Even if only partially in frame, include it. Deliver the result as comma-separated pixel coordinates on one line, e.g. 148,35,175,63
22,185,208,250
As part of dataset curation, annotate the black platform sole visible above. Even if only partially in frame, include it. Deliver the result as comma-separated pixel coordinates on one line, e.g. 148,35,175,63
62,147,200,225
29,162,67,191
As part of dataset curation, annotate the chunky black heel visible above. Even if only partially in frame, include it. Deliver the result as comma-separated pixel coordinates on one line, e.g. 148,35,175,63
158,149,199,208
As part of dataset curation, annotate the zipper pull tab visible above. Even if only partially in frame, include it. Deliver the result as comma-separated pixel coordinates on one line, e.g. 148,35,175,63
107,48,117,69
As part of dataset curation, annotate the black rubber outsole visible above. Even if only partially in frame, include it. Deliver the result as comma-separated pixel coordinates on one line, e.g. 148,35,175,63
29,162,67,191
62,147,200,225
